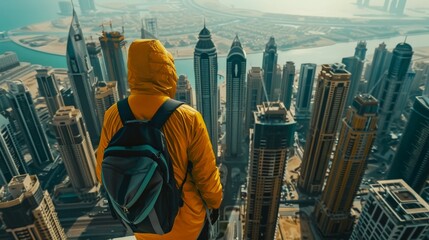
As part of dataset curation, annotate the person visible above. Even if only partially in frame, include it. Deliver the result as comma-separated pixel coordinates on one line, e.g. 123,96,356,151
96,39,223,239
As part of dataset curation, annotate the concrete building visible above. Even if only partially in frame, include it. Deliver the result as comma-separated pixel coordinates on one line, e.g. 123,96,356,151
35,68,64,118
194,24,218,154
244,101,296,240
245,67,264,134
262,36,278,101
78,0,96,14
366,42,392,96
342,56,364,111
144,18,159,39
0,52,19,72
295,63,317,121
225,35,246,158
175,75,193,107
280,61,295,110
351,180,429,240
298,63,351,195
0,174,66,240
86,41,108,82
95,81,119,127
314,94,378,238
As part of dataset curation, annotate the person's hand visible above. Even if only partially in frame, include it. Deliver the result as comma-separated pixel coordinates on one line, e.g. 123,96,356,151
210,208,219,224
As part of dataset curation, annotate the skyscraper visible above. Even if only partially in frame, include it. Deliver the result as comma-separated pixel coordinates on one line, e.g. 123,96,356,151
0,174,66,240
298,63,351,194
53,106,99,198
342,56,364,110
389,0,407,15
78,0,96,14
376,42,413,141
35,68,64,117
244,101,296,240
280,61,295,109
194,24,218,154
387,96,429,193
245,67,264,134
314,94,378,238
99,30,128,99
175,75,193,106
0,115,27,186
226,35,246,158
262,36,278,101
66,10,100,146
7,80,53,167
354,40,367,60
95,81,119,127
86,41,108,82
350,180,429,240
144,18,159,39
295,63,317,121
366,42,392,96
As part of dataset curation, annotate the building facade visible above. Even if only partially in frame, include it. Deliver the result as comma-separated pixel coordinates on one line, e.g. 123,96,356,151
95,81,119,127
0,52,19,72
280,61,295,110
298,63,351,194
245,67,264,134
35,68,64,118
0,174,66,240
262,37,278,101
314,94,378,238
342,56,364,110
86,41,107,82
366,42,392,96
244,101,296,240
295,63,317,121
175,75,193,106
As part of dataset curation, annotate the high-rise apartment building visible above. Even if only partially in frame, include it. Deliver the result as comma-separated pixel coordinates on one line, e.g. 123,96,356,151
350,180,429,240
95,81,119,127
99,30,128,99
226,35,246,157
52,106,99,198
342,56,364,110
245,67,264,133
244,101,296,240
78,0,96,14
194,25,218,154
315,94,378,238
298,63,351,194
262,36,278,101
7,80,53,167
295,63,317,121
0,174,66,240
0,52,19,72
280,61,295,109
367,42,392,97
175,75,193,106
86,41,107,82
66,10,100,146
388,0,407,15
376,42,413,141
0,115,27,186
144,18,159,39
354,40,367,61
35,68,64,117
387,96,429,193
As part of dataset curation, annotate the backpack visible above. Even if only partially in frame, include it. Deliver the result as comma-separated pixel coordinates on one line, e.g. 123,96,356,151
101,98,185,234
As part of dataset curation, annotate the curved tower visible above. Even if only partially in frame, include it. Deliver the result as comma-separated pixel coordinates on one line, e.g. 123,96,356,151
262,36,278,101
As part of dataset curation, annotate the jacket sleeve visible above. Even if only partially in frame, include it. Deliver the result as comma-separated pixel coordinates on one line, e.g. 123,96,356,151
188,111,223,209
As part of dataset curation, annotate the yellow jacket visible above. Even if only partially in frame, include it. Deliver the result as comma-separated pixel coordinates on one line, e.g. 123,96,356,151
96,39,223,239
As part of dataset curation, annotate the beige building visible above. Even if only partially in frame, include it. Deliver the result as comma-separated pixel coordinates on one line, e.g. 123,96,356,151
95,81,119,126
0,174,66,240
35,68,64,118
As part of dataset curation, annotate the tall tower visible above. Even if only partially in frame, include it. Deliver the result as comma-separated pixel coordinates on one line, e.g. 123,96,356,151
7,80,53,167
354,40,367,60
99,30,128,99
0,115,27,186
262,36,278,101
175,75,193,107
295,63,317,121
0,174,66,240
350,180,429,240
95,81,119,127
66,9,101,146
314,94,378,238
78,0,96,14
342,56,364,110
52,106,99,196
367,42,392,96
86,41,108,82
35,68,65,118
226,35,246,158
144,18,159,39
387,96,429,193
376,42,413,141
244,101,296,240
194,24,218,154
280,61,295,109
298,63,351,194
245,67,264,134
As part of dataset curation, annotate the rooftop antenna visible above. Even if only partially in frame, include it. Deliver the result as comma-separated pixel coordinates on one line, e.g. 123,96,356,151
121,16,125,34
71,0,75,11
404,35,408,43
203,17,206,28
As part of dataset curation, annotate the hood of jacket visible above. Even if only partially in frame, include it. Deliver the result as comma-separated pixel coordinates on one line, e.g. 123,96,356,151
128,39,177,97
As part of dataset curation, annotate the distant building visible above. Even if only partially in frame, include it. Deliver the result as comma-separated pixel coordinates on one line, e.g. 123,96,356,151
99,31,128,100
0,174,66,240
175,75,193,106
226,35,246,158
366,42,392,96
280,61,295,110
0,88,12,112
0,115,27,186
354,40,367,61
295,63,317,121
388,0,407,15
244,101,295,240
194,24,218,154
60,87,75,107
262,36,278,101
86,41,108,82
53,106,99,199
35,68,65,117
315,94,378,238
342,57,364,110
78,0,96,14
298,63,351,194
0,52,19,72
95,81,119,126
350,180,429,240
58,1,72,16
245,67,264,134
7,80,53,167
144,18,159,39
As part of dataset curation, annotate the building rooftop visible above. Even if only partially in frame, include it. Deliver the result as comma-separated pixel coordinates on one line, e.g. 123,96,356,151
0,174,37,202
255,101,295,124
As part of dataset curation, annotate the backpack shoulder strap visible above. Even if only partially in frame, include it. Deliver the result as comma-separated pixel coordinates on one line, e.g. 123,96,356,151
150,99,184,129
117,97,136,125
